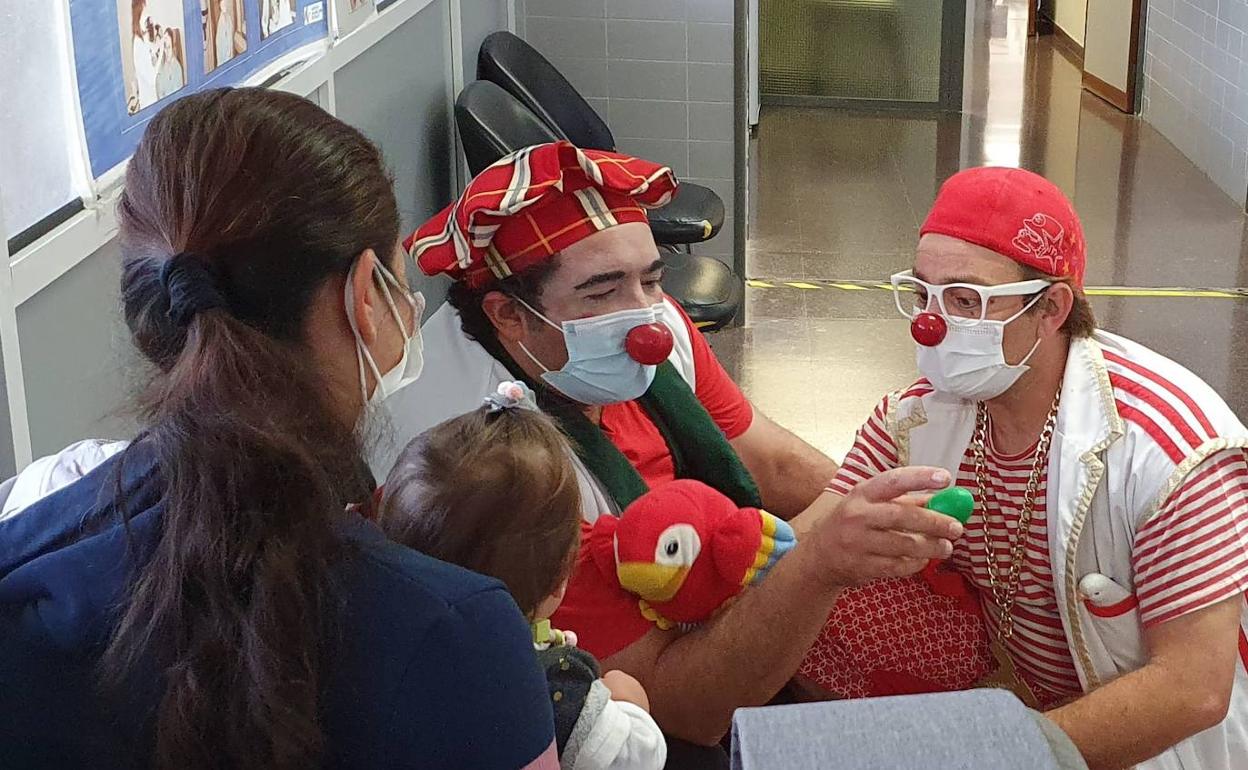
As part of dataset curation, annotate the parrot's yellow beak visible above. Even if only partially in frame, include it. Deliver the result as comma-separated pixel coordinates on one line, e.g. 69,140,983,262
617,561,689,603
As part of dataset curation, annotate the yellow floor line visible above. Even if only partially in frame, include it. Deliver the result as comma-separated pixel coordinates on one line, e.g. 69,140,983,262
1084,288,1240,298
744,278,1247,299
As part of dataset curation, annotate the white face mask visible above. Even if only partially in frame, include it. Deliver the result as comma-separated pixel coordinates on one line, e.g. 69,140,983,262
514,300,671,406
915,294,1044,402
344,258,425,406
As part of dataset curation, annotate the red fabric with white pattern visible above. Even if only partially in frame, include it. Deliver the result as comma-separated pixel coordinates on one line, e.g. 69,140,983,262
798,572,994,699
405,141,676,287
827,370,1248,708
920,167,1087,287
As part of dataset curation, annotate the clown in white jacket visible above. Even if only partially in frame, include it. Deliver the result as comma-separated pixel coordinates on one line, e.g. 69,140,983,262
825,167,1248,770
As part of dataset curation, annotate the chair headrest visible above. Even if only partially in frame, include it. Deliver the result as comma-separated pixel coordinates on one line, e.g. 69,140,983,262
477,31,615,152
454,80,561,175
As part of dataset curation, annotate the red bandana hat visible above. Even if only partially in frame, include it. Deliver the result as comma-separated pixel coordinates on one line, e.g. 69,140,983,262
406,141,677,287
919,167,1087,287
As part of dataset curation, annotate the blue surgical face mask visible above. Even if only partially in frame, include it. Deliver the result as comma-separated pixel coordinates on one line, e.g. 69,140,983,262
514,299,669,405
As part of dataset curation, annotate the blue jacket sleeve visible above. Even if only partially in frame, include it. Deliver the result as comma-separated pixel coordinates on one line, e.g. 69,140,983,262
387,586,556,768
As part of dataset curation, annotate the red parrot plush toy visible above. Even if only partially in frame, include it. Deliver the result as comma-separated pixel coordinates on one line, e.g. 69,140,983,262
587,479,797,628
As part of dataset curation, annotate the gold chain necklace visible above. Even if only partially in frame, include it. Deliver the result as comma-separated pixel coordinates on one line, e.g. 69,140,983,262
973,390,1061,642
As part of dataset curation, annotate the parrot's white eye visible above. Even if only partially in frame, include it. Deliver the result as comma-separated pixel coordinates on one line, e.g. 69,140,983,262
654,524,701,568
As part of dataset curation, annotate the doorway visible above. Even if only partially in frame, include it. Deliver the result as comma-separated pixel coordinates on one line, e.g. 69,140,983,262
1038,0,1146,112
756,0,967,110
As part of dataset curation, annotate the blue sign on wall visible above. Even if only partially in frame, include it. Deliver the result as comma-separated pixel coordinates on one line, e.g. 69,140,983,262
70,0,329,177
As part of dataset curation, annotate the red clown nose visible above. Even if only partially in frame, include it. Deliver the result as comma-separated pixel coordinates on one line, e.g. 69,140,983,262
626,323,675,365
910,312,947,346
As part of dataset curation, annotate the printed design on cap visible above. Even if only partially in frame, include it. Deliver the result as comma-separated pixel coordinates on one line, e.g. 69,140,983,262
1011,213,1066,275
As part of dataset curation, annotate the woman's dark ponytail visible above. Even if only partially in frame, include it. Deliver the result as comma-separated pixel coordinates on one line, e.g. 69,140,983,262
106,88,399,769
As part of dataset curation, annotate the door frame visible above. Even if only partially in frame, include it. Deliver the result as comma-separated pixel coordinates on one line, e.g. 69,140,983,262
1081,0,1145,113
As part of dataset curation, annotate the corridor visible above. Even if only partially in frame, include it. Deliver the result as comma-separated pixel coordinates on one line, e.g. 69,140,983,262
715,0,1248,461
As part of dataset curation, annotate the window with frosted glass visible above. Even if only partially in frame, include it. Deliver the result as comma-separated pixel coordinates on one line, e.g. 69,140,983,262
759,0,945,102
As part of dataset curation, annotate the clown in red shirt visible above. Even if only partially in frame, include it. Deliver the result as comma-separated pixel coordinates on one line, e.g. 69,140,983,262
820,167,1248,770
379,141,964,747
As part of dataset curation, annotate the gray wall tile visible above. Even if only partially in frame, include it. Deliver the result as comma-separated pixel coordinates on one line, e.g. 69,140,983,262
606,0,687,20
688,21,733,63
1145,0,1248,204
608,60,688,100
615,137,690,175
528,17,608,60
609,99,689,139
527,0,605,17
585,97,610,124
1231,2,1248,32
689,62,733,101
689,140,734,179
524,0,739,262
547,56,610,97
685,0,734,23
689,101,733,140
607,19,687,60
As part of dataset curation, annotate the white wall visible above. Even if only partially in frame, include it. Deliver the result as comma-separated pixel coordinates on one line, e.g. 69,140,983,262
1054,0,1088,47
0,0,510,467
1142,0,1248,206
1083,0,1135,91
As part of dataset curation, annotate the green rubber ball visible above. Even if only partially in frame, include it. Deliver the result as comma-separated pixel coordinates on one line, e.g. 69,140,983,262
927,486,974,524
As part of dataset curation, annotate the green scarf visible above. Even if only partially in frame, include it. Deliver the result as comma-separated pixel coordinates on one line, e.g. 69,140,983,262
480,337,761,512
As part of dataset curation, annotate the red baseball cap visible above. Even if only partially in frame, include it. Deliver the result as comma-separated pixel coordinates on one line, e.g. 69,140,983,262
919,167,1086,287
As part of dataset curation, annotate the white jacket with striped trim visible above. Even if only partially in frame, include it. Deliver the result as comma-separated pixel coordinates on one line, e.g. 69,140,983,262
885,330,1248,770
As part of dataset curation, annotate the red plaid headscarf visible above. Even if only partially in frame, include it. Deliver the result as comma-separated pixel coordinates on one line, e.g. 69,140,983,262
406,141,677,287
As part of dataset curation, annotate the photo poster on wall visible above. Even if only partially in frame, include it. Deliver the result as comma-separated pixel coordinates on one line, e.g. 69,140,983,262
69,0,330,178
331,0,374,39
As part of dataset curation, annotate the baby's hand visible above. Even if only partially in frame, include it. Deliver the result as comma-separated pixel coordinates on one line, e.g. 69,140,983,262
602,669,650,712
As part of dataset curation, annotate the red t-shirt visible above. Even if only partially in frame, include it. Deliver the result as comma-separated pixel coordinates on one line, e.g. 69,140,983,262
598,302,755,487
553,302,756,659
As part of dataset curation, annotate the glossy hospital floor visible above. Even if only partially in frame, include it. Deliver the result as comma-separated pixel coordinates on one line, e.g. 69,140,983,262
711,0,1248,462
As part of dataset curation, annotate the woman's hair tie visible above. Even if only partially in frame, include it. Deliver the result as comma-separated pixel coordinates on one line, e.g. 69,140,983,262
160,252,229,327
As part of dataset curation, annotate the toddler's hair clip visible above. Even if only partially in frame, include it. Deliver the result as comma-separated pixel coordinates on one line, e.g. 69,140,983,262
484,381,537,413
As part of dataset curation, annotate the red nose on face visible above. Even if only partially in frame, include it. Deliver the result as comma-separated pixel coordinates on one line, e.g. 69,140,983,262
911,312,948,346
625,323,675,365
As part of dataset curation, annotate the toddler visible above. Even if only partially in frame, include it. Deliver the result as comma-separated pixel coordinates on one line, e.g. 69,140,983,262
378,382,666,770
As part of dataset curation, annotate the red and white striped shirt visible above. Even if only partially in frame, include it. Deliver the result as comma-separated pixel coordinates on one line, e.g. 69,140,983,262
831,377,1248,708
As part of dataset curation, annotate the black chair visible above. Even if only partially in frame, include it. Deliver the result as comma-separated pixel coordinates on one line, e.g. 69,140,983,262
477,31,726,248
455,80,561,176
455,80,742,329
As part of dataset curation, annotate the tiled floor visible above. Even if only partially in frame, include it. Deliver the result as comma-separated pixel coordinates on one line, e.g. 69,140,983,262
711,0,1248,462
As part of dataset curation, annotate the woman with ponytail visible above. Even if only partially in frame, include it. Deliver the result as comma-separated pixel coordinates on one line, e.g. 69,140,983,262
0,88,557,769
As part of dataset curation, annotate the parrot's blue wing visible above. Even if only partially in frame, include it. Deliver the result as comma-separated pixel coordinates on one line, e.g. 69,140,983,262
743,511,798,587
